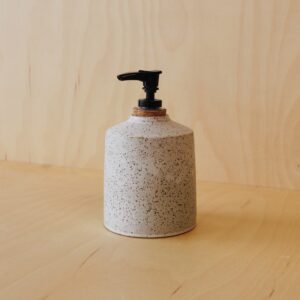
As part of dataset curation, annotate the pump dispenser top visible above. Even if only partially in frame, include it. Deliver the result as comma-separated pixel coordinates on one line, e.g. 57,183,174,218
117,70,162,109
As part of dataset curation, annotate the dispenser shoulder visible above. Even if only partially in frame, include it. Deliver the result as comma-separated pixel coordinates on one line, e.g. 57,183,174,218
105,117,193,139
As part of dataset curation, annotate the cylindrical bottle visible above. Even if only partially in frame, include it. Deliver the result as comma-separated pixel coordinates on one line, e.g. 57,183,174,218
104,70,196,238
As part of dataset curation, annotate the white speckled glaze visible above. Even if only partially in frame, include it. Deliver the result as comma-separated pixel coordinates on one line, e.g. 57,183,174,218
104,114,196,238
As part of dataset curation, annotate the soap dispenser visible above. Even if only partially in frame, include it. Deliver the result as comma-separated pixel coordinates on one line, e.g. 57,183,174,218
104,70,196,238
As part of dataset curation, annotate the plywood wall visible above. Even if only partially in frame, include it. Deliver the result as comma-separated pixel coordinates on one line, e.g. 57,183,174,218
0,0,300,189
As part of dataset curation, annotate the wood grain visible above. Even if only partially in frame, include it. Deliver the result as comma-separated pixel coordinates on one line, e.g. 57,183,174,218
0,0,300,189
0,161,300,299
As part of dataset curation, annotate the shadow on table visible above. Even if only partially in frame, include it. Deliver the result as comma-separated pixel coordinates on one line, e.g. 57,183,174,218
176,208,295,247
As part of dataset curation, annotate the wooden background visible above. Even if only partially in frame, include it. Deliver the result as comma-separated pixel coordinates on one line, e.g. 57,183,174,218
0,0,300,190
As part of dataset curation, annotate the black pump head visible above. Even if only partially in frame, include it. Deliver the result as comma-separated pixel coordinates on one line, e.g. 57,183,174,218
117,70,162,109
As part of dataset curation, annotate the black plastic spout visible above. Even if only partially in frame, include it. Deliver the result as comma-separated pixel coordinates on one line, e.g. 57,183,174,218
117,70,162,109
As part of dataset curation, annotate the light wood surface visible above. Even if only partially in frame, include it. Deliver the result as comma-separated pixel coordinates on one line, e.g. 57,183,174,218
0,0,300,189
0,161,300,300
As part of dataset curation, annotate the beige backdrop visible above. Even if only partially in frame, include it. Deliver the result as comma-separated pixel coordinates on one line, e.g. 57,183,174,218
0,0,300,189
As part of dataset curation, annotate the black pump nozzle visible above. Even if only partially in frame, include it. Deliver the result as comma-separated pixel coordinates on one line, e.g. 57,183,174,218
117,70,162,109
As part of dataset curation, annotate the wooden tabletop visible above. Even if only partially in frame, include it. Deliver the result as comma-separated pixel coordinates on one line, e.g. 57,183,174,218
0,161,299,300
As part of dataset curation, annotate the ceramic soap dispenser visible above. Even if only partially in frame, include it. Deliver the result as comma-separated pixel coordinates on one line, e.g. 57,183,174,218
104,70,196,238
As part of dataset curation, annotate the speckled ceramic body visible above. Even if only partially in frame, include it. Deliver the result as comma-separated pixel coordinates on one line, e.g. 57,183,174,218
104,115,196,238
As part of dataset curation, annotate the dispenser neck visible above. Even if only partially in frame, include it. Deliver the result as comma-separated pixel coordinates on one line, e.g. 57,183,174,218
132,107,166,117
